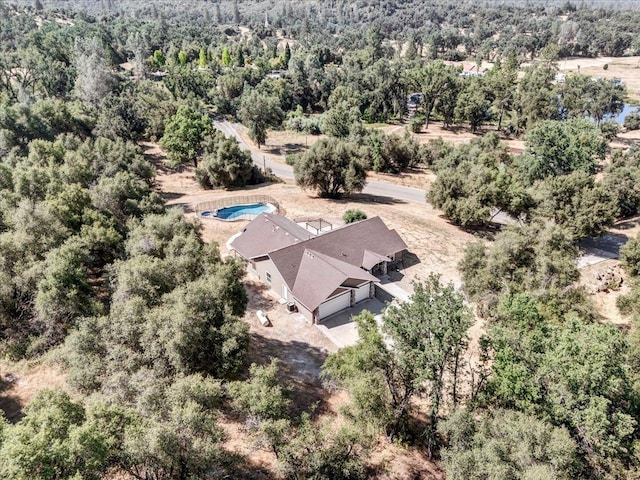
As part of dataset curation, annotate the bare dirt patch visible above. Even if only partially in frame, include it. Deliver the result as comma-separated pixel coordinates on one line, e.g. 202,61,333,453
368,442,445,480
576,215,640,327
579,259,631,328
610,129,640,152
0,362,68,422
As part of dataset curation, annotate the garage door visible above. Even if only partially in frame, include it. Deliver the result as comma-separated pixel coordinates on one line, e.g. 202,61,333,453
355,282,370,303
318,291,351,319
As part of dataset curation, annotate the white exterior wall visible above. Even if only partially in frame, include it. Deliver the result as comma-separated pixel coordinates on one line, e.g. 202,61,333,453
355,282,371,303
318,290,351,319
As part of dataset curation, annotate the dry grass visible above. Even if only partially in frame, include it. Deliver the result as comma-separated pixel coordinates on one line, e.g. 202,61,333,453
0,361,68,422
558,56,640,102
156,166,475,290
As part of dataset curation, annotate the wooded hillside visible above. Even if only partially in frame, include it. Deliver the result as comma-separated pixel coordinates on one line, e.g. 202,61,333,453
1,1,640,479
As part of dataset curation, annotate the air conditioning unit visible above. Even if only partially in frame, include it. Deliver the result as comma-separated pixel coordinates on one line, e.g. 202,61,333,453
286,302,298,313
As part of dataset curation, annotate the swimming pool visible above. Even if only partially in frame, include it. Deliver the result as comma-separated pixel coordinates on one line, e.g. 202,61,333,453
201,202,275,221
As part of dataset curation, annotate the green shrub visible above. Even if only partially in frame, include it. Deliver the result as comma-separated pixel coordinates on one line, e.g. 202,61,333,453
285,115,322,135
621,236,640,277
624,111,640,131
343,209,367,224
410,115,423,133
600,119,620,141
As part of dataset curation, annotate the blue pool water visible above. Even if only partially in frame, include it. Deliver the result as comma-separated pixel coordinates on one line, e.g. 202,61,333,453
202,203,271,220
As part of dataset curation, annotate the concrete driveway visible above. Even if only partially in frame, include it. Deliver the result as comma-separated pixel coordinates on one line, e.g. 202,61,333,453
315,298,386,348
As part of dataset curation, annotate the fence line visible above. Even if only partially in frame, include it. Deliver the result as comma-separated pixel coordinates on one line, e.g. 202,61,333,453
194,195,284,220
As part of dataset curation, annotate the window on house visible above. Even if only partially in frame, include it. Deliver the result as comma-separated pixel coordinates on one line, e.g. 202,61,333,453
266,272,272,284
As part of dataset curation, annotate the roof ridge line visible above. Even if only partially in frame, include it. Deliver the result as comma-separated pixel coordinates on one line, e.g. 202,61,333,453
303,248,351,277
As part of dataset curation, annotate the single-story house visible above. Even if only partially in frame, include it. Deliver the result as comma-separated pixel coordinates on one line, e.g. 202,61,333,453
460,63,488,77
230,213,407,323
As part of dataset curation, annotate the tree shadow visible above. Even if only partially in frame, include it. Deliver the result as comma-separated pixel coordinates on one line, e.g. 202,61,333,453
0,374,24,423
242,280,333,418
614,215,640,231
244,281,272,311
327,192,408,205
612,136,640,148
159,191,188,201
264,143,307,156
416,124,469,136
372,167,427,180
450,217,507,240
247,334,332,419
166,201,195,215
579,232,629,257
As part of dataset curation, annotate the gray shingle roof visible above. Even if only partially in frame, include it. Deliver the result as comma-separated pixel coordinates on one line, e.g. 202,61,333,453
229,213,312,260
231,215,407,312
290,249,377,311
269,216,407,311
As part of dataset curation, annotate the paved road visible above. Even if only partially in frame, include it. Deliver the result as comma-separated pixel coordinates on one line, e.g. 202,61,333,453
213,122,629,272
214,120,427,204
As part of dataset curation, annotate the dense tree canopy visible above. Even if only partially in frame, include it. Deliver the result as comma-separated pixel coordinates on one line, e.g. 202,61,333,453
238,89,284,149
428,134,533,226
196,132,261,189
440,409,578,480
324,274,472,456
2,1,640,478
520,117,607,183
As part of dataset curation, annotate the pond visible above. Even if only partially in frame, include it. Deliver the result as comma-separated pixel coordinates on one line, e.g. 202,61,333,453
604,103,639,124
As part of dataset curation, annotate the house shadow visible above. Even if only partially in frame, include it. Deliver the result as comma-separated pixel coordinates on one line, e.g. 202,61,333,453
400,250,421,269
